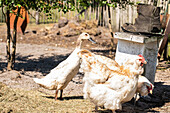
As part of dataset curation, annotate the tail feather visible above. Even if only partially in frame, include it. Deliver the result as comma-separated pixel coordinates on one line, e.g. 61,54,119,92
33,78,56,90
33,78,42,84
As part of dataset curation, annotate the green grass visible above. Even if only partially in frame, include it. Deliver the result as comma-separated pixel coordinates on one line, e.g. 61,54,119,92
0,23,5,26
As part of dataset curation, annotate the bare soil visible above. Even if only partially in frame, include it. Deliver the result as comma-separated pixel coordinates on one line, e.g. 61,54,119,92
0,20,170,113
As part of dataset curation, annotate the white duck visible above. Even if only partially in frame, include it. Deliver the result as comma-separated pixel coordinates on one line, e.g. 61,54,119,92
33,33,96,100
78,49,146,112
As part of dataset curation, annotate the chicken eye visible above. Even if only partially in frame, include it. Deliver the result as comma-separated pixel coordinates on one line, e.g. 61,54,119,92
138,59,144,66
85,33,88,36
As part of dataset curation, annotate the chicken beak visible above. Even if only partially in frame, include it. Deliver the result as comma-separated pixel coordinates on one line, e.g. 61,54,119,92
143,61,147,64
141,60,147,66
88,37,96,44
149,90,153,94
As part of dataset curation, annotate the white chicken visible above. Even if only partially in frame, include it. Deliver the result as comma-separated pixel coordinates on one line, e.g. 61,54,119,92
132,75,154,105
33,33,96,100
78,49,147,112
89,54,154,97
94,54,154,98
136,75,154,96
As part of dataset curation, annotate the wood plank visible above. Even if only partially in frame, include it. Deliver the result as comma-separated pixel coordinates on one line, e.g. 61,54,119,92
158,17,170,60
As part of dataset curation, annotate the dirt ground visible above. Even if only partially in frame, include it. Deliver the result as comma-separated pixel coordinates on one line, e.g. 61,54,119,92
0,19,170,113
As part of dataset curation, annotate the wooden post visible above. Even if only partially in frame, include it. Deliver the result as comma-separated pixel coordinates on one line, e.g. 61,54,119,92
89,5,91,20
158,4,170,60
97,3,100,25
84,8,88,20
101,5,104,26
98,6,101,26
35,11,39,24
116,5,120,31
95,2,98,20
128,5,133,24
163,4,170,60
119,7,123,31
103,4,107,27
107,1,115,51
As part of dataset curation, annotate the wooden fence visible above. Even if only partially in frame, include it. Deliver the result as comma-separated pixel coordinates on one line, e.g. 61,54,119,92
26,4,138,32
0,0,169,31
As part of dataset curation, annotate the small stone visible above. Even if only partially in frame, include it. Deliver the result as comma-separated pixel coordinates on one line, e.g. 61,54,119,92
58,17,68,28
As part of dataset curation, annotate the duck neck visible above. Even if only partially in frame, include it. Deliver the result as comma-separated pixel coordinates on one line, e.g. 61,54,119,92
76,38,83,49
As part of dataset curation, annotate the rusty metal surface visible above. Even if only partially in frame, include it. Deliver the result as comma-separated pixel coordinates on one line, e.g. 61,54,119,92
10,6,29,34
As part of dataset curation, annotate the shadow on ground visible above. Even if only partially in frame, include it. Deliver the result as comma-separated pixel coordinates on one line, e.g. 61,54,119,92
43,95,83,100
0,49,169,112
42,82,170,113
119,82,170,113
0,53,70,75
0,49,114,74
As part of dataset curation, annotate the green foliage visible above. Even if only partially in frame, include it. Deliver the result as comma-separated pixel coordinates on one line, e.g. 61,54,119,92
0,0,136,14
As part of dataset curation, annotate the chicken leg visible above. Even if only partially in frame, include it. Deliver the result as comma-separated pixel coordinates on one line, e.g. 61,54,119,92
55,89,63,100
55,89,58,100
59,89,63,100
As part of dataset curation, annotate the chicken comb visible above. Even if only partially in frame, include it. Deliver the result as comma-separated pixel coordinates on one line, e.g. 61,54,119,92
138,54,147,65
138,54,144,60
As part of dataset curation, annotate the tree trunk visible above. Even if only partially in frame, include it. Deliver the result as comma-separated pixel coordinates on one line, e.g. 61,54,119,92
7,7,21,70
6,9,12,70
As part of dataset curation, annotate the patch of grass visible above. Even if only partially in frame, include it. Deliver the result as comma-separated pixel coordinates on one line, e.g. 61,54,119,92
0,23,5,26
0,82,94,113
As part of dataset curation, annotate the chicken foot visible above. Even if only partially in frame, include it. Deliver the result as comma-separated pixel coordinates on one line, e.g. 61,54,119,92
95,105,98,113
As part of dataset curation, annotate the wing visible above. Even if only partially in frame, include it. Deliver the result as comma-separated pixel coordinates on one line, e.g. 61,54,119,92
45,49,80,80
51,49,80,72
51,59,69,72
78,49,132,84
95,55,120,71
78,49,112,83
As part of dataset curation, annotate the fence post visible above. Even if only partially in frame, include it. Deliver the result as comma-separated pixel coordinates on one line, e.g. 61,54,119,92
35,11,39,24
116,5,120,31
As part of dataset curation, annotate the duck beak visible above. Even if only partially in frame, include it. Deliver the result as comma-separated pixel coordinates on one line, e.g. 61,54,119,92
88,37,96,44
